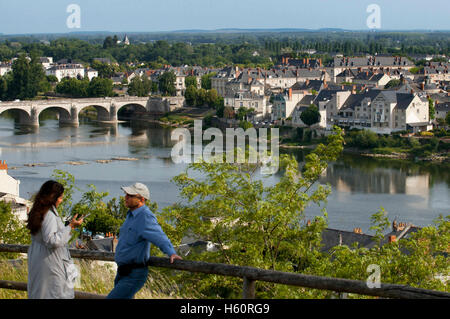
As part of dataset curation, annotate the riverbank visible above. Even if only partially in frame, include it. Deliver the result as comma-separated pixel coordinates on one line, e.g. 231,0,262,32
278,141,450,163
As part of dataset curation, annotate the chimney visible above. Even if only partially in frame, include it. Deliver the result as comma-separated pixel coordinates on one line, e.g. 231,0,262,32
303,58,306,65
286,57,289,65
288,87,292,101
421,82,425,91
307,220,311,226
305,79,310,86
282,56,285,65
0,160,7,171
352,85,357,94
341,84,344,90
389,235,397,243
353,228,362,234
319,58,322,67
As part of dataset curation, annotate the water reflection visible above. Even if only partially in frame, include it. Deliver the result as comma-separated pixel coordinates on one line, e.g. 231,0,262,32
1,114,449,232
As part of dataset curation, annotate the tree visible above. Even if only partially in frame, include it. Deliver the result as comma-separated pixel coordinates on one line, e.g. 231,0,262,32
300,104,321,127
0,75,8,100
0,201,30,259
56,78,88,98
91,60,115,79
71,185,126,236
127,76,151,97
184,85,197,106
158,71,176,96
196,88,207,106
159,127,345,298
201,72,216,90
428,98,435,120
185,75,197,89
8,54,30,100
103,36,115,49
87,77,114,97
446,112,450,127
384,79,401,89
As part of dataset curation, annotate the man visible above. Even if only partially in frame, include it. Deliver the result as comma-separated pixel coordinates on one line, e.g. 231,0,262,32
107,182,182,299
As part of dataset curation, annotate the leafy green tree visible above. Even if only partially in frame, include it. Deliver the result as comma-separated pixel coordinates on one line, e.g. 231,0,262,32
46,75,58,83
127,76,150,97
0,75,8,100
158,71,176,96
300,104,321,127
384,79,401,89
446,112,450,127
196,88,207,106
87,77,114,97
7,54,30,100
91,60,115,79
428,98,435,120
71,185,126,236
103,36,116,49
51,169,79,219
185,76,197,89
0,202,30,259
160,127,345,298
184,85,197,106
206,89,219,107
201,72,216,90
56,78,89,98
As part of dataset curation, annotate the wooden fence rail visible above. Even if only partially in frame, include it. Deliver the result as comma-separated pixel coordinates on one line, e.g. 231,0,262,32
1,244,449,299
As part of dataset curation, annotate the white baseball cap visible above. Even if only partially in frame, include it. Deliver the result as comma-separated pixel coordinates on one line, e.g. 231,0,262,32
121,182,150,200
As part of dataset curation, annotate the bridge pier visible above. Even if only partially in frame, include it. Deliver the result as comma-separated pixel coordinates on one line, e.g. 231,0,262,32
58,106,79,126
18,108,39,126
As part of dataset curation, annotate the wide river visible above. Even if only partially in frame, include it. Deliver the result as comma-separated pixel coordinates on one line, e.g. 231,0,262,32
1,117,449,234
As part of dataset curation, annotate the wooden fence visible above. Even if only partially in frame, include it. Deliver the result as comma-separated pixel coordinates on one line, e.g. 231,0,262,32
1,244,449,299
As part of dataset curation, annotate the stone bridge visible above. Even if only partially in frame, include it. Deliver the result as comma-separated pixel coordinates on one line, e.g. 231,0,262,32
0,96,185,126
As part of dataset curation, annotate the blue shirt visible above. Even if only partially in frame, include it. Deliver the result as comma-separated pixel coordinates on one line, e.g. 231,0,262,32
115,205,176,266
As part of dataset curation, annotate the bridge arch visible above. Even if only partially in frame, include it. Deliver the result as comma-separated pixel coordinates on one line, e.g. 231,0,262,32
0,107,34,125
36,106,75,126
78,104,111,122
116,103,148,120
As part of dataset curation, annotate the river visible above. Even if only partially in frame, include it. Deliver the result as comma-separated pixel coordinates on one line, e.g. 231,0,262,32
1,116,449,234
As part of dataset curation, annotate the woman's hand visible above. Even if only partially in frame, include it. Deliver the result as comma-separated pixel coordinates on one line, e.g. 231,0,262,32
69,214,84,230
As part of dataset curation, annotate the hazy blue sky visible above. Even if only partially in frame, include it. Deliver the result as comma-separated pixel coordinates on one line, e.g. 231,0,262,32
0,0,449,34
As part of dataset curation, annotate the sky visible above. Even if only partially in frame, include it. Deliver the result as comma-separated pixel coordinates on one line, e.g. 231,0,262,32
0,0,449,34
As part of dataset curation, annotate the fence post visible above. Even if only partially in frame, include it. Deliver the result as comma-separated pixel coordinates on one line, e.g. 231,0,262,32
242,277,256,299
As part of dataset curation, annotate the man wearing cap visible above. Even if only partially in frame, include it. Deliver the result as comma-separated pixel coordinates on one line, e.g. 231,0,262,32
107,182,182,299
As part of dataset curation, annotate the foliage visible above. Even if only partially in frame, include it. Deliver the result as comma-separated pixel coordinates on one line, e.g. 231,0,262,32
71,185,127,236
159,126,344,298
127,75,152,97
1,53,48,100
300,104,321,127
51,169,78,218
0,202,30,259
428,98,435,120
201,72,216,90
184,75,198,89
384,79,401,89
158,71,176,96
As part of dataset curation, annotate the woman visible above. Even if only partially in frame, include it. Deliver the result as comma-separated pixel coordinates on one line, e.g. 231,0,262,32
26,180,84,299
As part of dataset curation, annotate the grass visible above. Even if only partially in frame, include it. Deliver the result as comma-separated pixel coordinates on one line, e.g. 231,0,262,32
0,258,195,299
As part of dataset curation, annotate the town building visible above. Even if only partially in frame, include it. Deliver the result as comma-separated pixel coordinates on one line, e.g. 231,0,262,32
0,161,31,222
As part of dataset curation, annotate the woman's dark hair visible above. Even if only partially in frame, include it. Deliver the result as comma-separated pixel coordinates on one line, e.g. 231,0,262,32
27,180,64,235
